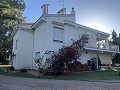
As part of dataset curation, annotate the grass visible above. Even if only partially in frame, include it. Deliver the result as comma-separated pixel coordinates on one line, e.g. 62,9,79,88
68,71,120,80
36,71,120,80
0,68,37,78
0,68,120,80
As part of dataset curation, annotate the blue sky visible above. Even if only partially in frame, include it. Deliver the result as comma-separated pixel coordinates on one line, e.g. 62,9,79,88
23,0,120,35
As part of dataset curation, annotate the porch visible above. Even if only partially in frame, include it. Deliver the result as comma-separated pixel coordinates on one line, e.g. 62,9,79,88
86,32,119,52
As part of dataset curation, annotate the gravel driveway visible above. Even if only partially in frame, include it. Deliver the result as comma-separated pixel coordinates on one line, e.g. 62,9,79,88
0,75,120,90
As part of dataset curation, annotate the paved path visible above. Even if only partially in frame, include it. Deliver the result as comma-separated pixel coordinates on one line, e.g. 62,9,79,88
0,75,120,90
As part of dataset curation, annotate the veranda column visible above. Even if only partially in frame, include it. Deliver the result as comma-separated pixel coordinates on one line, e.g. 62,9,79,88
105,38,109,49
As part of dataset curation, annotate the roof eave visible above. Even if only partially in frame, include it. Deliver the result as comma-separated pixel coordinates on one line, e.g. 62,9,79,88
64,20,110,36
31,15,46,29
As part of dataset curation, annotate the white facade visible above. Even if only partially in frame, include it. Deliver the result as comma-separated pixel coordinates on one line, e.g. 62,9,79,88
12,7,119,70
12,23,34,69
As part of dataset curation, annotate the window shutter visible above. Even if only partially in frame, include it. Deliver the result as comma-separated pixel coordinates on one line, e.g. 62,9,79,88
53,27,63,42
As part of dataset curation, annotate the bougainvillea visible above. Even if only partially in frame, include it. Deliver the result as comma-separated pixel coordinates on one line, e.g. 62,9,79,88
45,34,89,75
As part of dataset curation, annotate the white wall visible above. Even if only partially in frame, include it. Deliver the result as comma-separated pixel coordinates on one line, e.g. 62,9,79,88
13,14,112,70
37,16,102,64
85,31,97,48
41,14,98,52
42,19,111,65
80,51,112,64
45,21,64,52
12,30,20,69
98,53,112,64
13,30,33,70
42,14,76,51
64,25,81,46
33,15,76,66
45,14,75,23
64,25,98,48
33,22,48,66
80,51,97,64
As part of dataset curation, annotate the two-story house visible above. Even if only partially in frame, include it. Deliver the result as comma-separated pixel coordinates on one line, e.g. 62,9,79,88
12,4,119,70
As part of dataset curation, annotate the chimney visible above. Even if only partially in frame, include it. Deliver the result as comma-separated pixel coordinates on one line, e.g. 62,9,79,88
41,4,49,14
57,8,66,14
71,7,75,15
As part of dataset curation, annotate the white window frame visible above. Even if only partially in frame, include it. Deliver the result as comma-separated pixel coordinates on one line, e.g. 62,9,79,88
53,26,63,43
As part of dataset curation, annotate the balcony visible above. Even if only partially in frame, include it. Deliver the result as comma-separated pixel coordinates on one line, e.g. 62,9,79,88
96,42,119,51
85,33,119,52
86,42,119,52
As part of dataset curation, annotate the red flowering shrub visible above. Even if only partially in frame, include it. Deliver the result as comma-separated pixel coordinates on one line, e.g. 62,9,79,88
59,46,78,62
46,34,89,75
67,61,83,72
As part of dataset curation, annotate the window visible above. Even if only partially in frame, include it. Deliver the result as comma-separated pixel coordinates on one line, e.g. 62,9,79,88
53,26,63,43
35,52,40,60
15,40,18,49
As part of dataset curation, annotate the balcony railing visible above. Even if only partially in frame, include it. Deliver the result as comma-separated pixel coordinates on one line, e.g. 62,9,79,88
109,44,119,51
86,43,119,52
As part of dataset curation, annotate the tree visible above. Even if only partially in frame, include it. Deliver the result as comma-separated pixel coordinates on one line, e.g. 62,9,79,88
111,30,120,64
111,29,118,45
117,33,120,45
0,0,26,62
0,0,25,21
113,53,120,64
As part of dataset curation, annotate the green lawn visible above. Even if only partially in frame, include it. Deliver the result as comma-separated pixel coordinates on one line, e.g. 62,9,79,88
37,71,120,80
0,68,120,80
0,68,37,78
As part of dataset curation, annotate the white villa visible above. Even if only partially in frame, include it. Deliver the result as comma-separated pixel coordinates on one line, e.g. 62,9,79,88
12,4,119,70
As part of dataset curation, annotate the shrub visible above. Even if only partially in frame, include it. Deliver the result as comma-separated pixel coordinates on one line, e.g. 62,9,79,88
9,66,15,71
48,34,89,75
44,70,54,76
52,60,65,75
67,61,82,72
0,53,5,65
4,60,10,65
34,53,47,71
82,64,91,71
119,71,120,76
112,53,120,64
20,69,27,72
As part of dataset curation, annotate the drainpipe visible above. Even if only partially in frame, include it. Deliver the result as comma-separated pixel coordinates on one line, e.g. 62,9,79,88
31,29,34,69
105,38,109,49
98,34,100,48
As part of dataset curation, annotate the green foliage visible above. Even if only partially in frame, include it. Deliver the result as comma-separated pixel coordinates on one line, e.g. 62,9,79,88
111,29,118,45
4,59,10,65
117,33,120,45
119,71,120,76
0,53,5,64
112,53,120,64
0,0,26,59
110,30,120,64
34,56,45,70
20,69,27,72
